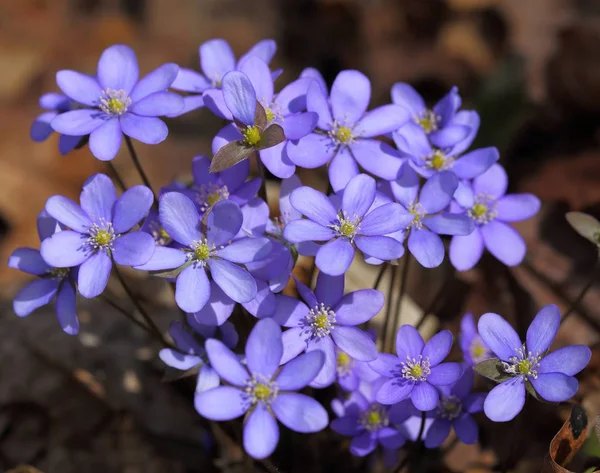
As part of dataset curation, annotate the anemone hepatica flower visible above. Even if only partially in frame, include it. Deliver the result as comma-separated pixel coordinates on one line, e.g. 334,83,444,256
449,164,540,271
284,174,405,276
331,379,409,457
387,166,474,268
196,318,329,459
213,58,318,178
273,272,382,387
335,331,380,392
31,92,84,155
159,319,237,393
459,313,492,366
477,305,591,422
369,325,463,411
8,211,79,335
135,193,271,313
40,174,155,299
50,45,183,161
287,70,409,191
171,38,277,117
210,71,286,172
391,83,479,155
424,370,485,448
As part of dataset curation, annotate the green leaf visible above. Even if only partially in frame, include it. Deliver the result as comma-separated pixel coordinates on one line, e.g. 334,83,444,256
473,358,513,383
566,211,600,245
257,124,285,150
148,260,192,279
210,141,253,172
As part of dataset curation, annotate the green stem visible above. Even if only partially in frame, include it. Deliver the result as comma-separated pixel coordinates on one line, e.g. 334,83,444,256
373,263,388,290
124,135,157,201
107,161,127,192
390,254,412,350
254,153,268,203
380,263,398,351
561,260,599,325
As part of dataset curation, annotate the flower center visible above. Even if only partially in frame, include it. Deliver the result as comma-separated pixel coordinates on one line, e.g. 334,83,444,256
437,395,463,420
502,345,542,380
87,220,116,251
330,212,360,240
425,150,454,171
469,336,490,364
336,351,354,376
408,202,426,230
242,125,262,147
468,194,497,225
415,109,439,134
400,355,431,382
149,221,172,246
307,303,336,338
329,122,356,145
48,267,69,280
99,89,131,116
196,183,230,212
265,108,275,123
360,405,388,432
245,375,278,405
189,238,216,266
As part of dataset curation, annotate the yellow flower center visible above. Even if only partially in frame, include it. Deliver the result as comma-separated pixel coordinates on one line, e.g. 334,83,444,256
242,125,262,147
517,359,532,374
254,383,271,401
335,126,353,144
367,410,381,425
337,351,351,367
416,109,439,134
409,364,423,378
315,314,329,329
195,243,211,261
265,107,275,123
99,89,131,116
159,228,170,240
207,191,222,207
94,230,112,246
339,221,356,237
471,203,487,218
430,150,447,170
472,343,486,359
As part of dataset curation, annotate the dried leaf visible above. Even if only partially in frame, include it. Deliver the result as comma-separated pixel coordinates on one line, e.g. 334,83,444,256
210,141,252,172
595,416,600,443
6,467,45,473
543,405,589,472
257,124,285,150
566,211,600,245
255,101,267,129
149,260,192,279
473,358,513,383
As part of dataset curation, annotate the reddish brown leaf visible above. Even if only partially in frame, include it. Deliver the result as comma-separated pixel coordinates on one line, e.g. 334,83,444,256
543,405,589,472
210,141,252,172
255,101,268,129
257,124,285,150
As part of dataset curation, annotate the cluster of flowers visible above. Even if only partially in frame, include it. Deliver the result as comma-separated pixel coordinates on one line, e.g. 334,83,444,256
12,39,591,461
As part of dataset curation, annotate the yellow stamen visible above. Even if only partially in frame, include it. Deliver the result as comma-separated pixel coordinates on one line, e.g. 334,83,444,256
242,125,262,147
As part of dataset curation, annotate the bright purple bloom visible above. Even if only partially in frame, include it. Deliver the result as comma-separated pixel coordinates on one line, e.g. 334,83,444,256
369,325,463,411
386,166,474,268
424,369,485,448
331,379,408,457
283,174,406,276
159,319,237,393
478,305,591,422
8,211,79,335
391,83,479,156
459,313,491,366
136,193,271,313
213,58,317,178
196,318,329,459
287,70,409,191
449,164,540,270
31,92,83,155
273,272,382,387
51,44,183,161
40,174,155,298
335,330,380,392
171,38,277,117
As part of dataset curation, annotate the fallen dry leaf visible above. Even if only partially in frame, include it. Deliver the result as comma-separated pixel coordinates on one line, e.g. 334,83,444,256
543,405,589,472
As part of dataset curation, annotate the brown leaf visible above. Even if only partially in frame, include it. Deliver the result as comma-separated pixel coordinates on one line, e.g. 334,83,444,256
210,141,252,172
595,415,600,443
257,124,285,150
255,101,268,129
543,405,589,472
6,466,45,473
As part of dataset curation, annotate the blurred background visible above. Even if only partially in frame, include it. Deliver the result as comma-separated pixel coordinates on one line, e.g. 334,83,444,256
1,0,600,472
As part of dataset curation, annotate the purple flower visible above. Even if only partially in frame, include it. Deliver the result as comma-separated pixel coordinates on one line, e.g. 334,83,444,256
196,318,329,459
331,379,408,457
459,313,492,366
8,211,79,335
283,174,406,275
273,272,382,387
136,193,271,313
140,208,174,247
31,92,83,155
387,166,474,268
424,369,485,448
171,38,277,117
369,325,463,411
213,58,318,178
287,70,410,191
159,319,237,393
40,174,155,298
336,331,380,391
478,305,591,422
449,164,540,270
51,44,183,161
391,83,479,155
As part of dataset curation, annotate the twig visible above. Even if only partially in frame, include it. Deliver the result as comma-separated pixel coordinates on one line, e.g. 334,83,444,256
99,293,150,334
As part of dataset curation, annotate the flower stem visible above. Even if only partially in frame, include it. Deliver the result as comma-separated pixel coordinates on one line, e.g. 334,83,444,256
390,254,412,350
380,262,398,351
561,260,600,325
99,292,150,333
373,263,388,290
254,153,268,204
415,266,455,331
106,161,127,192
111,262,170,347
124,135,157,201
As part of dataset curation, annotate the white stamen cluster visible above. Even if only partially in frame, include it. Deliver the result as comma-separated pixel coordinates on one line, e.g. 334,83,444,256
87,219,116,251
467,194,498,225
407,202,426,230
262,100,283,123
148,221,172,246
469,336,490,364
245,375,278,406
414,109,440,134
330,211,361,241
424,149,455,172
188,238,217,266
336,351,354,377
99,89,131,116
196,182,230,212
400,354,431,382
502,345,542,380
359,405,389,432
306,303,336,338
328,120,358,145
436,395,463,420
